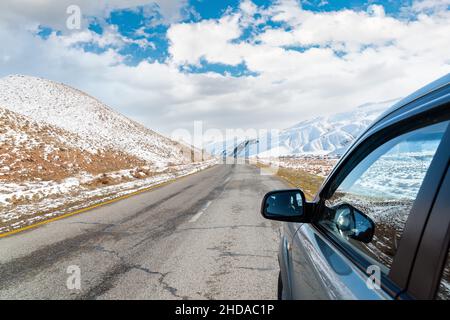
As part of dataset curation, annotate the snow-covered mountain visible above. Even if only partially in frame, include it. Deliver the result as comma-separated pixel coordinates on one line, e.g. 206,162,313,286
277,99,397,156
0,75,200,168
206,99,397,158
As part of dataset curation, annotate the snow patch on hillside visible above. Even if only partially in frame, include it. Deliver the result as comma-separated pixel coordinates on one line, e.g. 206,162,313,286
0,75,198,168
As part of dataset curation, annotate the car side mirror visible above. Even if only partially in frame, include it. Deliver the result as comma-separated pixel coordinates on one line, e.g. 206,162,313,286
261,189,307,222
333,203,375,243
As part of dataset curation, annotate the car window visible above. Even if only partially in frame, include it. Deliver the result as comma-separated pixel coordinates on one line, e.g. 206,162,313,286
437,248,450,300
317,121,448,273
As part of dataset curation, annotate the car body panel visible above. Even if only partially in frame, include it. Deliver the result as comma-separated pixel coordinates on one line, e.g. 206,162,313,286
289,224,392,300
278,222,299,298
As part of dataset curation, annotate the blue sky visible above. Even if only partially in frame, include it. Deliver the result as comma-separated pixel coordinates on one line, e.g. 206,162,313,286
38,0,416,70
1,0,448,137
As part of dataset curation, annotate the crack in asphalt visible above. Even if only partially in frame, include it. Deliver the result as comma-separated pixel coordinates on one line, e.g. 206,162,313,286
176,223,272,233
217,251,273,259
235,266,276,272
203,239,234,299
79,245,188,300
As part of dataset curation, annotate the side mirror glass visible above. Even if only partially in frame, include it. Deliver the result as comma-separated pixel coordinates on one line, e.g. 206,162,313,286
333,203,375,243
261,189,306,222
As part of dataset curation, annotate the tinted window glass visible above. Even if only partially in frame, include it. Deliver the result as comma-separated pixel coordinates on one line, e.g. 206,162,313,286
318,121,448,272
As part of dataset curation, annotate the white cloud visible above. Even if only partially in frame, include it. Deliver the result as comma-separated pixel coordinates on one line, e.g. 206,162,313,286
168,14,244,66
240,0,258,16
0,0,188,31
166,0,450,122
56,24,155,50
259,4,403,51
412,0,450,12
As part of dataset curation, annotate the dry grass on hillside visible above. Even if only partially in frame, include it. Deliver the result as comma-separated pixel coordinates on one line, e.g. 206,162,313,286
0,106,146,182
255,162,325,200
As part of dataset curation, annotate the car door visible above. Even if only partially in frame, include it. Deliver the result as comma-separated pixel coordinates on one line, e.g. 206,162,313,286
288,117,450,299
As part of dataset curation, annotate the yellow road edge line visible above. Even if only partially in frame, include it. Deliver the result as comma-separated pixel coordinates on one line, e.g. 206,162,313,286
0,164,218,239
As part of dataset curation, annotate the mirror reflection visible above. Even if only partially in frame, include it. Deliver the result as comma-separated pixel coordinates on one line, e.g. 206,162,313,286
264,190,304,218
333,203,375,243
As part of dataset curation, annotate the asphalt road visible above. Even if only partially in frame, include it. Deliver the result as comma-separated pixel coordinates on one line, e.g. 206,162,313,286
0,164,289,299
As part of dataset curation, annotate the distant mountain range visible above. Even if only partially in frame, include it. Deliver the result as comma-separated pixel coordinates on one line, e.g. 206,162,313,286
205,99,398,158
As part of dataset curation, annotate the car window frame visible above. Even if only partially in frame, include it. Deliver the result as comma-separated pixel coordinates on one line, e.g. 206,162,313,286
405,162,450,299
309,98,450,298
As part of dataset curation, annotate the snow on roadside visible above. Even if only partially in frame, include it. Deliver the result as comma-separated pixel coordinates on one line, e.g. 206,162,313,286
257,155,338,177
0,159,217,234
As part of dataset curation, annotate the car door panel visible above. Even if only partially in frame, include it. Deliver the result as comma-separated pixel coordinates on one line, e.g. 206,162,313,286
279,221,302,298
290,224,392,300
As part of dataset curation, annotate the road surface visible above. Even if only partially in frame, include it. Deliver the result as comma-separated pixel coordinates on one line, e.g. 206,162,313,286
0,164,288,299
